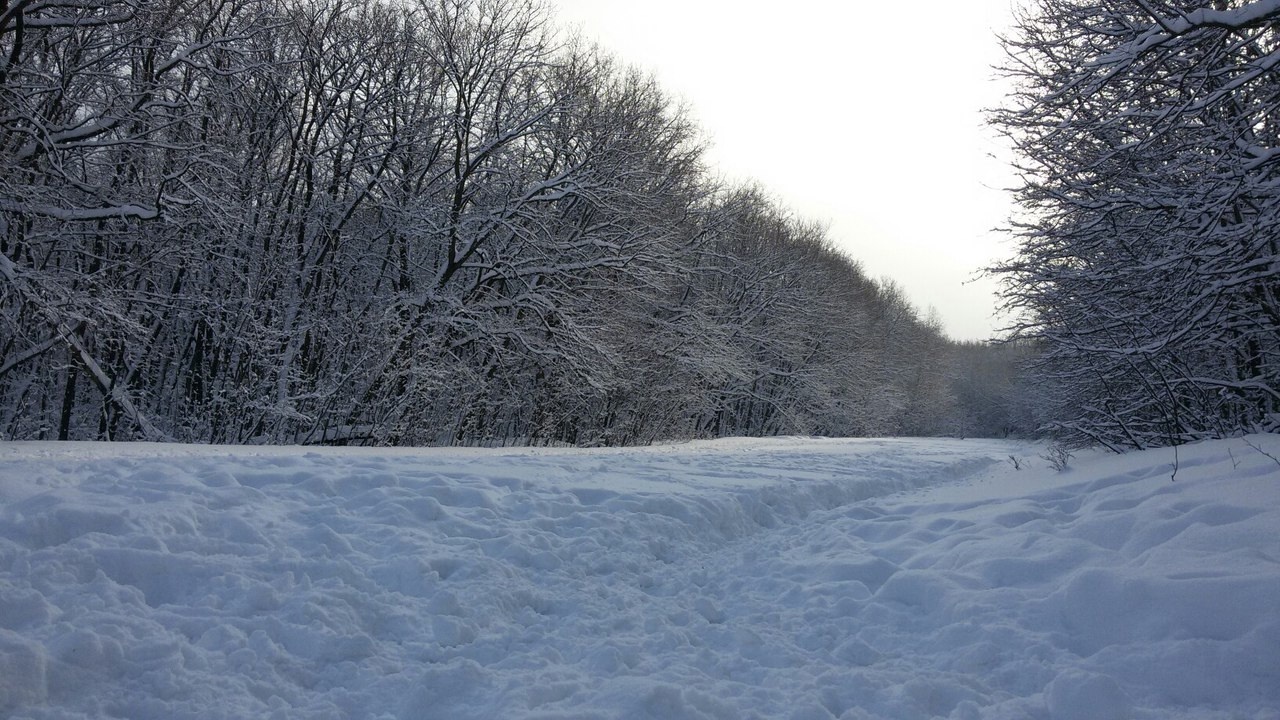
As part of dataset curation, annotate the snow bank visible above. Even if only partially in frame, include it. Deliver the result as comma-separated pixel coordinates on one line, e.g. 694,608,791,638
0,436,1277,719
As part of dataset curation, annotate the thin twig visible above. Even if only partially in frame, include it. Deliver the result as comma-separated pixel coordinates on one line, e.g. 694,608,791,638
1243,437,1280,469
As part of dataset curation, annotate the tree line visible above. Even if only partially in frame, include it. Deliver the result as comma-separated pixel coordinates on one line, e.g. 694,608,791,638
1,0,1026,445
993,0,1280,450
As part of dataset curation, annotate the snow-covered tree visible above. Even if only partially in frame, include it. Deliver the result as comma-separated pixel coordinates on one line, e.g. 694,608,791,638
0,0,272,440
992,0,1280,448
1,0,967,445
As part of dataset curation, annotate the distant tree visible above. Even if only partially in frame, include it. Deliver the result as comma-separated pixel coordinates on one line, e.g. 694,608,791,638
991,0,1280,449
946,339,1040,438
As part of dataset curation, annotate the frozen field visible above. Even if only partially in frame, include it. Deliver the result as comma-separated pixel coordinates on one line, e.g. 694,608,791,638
1,436,1278,719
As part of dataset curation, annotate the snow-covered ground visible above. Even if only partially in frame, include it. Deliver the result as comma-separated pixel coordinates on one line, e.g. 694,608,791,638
1,436,1278,720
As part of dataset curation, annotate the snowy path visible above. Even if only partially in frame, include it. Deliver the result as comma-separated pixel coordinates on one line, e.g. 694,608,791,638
1,437,1278,719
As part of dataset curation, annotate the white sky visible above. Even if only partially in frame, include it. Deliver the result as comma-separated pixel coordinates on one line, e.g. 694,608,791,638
549,0,1020,341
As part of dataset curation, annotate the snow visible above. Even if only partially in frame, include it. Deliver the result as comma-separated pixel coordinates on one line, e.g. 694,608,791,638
1,436,1278,720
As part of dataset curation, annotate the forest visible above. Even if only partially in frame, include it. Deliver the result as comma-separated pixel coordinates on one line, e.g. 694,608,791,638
3,0,1275,450
0,0,1029,445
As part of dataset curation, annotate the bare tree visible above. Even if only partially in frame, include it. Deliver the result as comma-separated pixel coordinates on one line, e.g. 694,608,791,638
1,0,971,446
0,0,271,439
991,0,1280,448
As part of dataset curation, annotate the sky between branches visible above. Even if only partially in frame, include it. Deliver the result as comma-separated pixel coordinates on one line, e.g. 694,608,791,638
552,0,1019,341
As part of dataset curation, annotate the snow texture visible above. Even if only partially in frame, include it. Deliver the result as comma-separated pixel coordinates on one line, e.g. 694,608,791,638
1,436,1278,719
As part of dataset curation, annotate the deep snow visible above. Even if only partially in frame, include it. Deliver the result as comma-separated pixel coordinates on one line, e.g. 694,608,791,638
1,436,1278,719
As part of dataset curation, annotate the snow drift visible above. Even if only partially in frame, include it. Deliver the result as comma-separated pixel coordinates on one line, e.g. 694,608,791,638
1,436,1277,719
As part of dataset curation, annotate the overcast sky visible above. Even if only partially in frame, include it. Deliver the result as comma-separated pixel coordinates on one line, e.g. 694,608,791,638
549,0,1020,341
